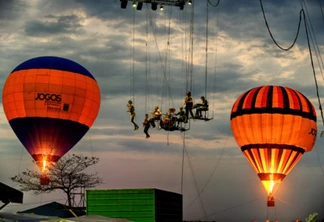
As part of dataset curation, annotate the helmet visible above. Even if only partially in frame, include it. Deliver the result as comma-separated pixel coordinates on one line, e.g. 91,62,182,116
128,100,132,103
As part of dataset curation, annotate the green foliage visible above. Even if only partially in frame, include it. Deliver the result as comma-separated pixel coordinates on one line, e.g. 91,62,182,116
306,212,318,222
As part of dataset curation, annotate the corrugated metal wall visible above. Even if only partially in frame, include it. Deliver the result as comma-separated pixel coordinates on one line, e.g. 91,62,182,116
86,188,183,222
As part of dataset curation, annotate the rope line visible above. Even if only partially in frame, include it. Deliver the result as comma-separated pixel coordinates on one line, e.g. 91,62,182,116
184,142,208,220
302,9,324,128
208,0,220,7
259,0,302,51
206,198,260,219
184,131,229,213
180,132,185,194
260,0,324,127
204,0,208,98
299,0,324,85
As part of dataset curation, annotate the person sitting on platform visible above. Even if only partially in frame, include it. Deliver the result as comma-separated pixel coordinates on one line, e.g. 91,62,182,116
175,106,186,126
195,96,209,118
149,106,162,128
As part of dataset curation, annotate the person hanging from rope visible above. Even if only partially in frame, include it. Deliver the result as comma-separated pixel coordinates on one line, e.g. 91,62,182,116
184,91,194,122
142,113,151,138
127,100,139,131
195,96,209,118
149,106,162,128
175,106,186,127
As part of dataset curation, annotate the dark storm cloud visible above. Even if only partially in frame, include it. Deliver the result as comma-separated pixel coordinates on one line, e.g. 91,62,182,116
0,0,27,20
24,14,85,37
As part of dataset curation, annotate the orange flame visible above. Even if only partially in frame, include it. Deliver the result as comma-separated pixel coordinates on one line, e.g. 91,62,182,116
41,156,48,173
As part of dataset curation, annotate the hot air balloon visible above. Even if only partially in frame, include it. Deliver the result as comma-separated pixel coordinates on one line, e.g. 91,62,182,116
2,56,101,185
230,85,317,206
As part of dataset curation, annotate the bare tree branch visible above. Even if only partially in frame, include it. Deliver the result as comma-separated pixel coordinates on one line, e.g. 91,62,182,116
11,154,103,207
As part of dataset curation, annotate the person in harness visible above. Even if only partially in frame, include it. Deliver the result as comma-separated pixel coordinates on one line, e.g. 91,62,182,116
142,113,151,138
127,100,139,130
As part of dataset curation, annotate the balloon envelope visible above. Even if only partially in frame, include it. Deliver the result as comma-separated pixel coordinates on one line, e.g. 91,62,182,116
230,85,317,195
2,56,101,172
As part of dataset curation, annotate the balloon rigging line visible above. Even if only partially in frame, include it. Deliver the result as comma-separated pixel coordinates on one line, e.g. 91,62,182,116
274,195,292,207
266,206,277,222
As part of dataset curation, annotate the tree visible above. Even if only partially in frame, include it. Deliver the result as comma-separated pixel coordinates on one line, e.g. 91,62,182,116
11,154,103,207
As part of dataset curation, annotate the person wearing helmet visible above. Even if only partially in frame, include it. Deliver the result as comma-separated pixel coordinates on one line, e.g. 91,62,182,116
127,100,139,130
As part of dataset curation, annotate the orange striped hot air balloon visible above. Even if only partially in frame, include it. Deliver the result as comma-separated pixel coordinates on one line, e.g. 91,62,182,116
230,85,317,206
2,56,101,185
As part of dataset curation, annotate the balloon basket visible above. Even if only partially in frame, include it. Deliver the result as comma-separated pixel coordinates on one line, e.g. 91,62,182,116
40,175,50,185
267,195,275,207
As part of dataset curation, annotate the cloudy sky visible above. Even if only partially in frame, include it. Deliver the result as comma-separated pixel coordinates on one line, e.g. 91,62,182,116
1,0,324,221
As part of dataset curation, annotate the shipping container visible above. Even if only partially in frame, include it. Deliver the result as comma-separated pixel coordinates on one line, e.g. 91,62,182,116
86,188,183,222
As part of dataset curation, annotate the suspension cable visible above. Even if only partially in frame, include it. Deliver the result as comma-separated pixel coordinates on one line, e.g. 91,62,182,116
299,0,324,84
259,0,302,51
208,0,220,7
180,132,185,194
131,7,135,103
184,131,229,213
260,0,324,127
188,0,194,93
204,0,208,98
184,140,208,220
302,9,324,128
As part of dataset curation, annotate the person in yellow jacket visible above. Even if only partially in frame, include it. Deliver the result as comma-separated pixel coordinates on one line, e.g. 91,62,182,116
127,100,139,130
184,91,194,122
149,106,162,128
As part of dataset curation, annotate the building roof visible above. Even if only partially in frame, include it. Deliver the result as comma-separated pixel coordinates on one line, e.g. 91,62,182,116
0,182,23,204
0,212,55,221
17,202,85,218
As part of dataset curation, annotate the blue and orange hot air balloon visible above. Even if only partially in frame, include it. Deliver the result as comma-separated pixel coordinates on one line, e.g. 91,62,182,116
230,85,317,206
2,56,101,185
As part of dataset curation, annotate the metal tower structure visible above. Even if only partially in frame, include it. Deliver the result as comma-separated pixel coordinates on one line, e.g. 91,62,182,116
120,0,192,10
